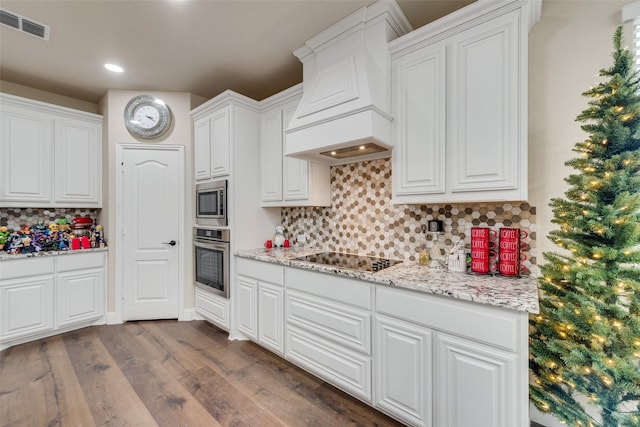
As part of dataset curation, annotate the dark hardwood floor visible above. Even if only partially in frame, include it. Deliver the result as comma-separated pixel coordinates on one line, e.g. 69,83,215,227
0,320,403,427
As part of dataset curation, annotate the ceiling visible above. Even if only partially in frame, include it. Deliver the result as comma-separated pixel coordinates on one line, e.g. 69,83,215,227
0,0,473,104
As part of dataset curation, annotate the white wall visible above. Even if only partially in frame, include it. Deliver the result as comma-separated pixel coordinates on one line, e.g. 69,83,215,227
99,90,205,318
528,1,631,425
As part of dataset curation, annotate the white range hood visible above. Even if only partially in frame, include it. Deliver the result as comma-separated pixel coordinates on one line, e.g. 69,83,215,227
284,0,412,166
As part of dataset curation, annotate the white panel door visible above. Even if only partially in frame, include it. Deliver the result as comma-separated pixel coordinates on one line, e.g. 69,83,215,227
122,147,182,321
260,108,283,202
0,106,52,204
54,118,101,205
258,281,284,354
210,107,231,177
56,268,104,328
435,332,518,427
375,315,432,427
392,42,446,198
237,275,257,340
448,10,519,194
282,100,310,201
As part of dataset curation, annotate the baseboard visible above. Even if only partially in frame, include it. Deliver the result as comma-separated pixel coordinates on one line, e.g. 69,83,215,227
106,311,121,325
181,307,197,321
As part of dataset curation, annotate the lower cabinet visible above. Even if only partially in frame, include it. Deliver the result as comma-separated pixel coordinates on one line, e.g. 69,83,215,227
195,286,230,331
0,251,107,350
375,315,432,427
236,258,285,354
233,258,529,426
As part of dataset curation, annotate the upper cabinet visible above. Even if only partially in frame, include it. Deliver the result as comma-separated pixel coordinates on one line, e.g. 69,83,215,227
193,105,231,181
0,94,102,208
259,85,330,207
390,0,540,204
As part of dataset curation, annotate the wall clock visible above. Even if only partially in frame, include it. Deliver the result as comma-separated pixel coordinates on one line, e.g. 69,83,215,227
124,95,172,139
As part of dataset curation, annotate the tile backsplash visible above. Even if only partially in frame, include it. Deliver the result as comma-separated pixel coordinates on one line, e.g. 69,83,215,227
0,208,100,230
281,158,537,273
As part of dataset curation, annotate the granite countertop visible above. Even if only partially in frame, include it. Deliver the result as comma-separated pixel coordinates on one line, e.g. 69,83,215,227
236,247,540,314
0,247,109,261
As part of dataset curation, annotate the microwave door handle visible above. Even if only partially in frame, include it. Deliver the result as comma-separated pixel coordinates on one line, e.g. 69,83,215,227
219,190,224,216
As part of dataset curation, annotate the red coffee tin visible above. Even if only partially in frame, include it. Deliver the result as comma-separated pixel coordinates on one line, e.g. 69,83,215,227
471,227,495,274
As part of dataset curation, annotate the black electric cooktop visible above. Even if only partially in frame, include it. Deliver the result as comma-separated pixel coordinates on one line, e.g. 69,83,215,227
293,252,401,272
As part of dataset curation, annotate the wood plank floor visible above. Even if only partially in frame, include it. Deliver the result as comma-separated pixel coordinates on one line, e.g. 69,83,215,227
0,320,403,427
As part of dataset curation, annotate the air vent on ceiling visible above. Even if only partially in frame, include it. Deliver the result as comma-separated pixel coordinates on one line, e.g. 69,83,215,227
0,8,50,41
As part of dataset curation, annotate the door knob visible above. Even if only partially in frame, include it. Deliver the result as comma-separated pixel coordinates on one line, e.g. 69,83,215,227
162,240,177,246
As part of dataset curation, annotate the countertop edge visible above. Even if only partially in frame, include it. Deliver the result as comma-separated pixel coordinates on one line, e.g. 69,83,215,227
0,247,109,261
235,248,540,314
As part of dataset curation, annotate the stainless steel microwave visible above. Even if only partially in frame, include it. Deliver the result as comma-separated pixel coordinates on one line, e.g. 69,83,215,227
196,180,227,226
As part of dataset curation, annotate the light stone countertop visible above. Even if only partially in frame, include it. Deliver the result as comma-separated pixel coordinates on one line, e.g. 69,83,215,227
0,247,109,261
236,247,540,314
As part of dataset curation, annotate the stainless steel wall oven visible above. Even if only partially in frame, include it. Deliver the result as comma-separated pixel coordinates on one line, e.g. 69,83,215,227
194,227,230,298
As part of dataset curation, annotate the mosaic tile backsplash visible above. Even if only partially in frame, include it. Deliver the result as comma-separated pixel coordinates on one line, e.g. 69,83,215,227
0,208,100,230
281,158,537,274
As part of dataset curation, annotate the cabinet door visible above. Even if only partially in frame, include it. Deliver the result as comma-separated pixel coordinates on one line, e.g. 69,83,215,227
54,117,101,206
282,101,310,201
194,116,211,181
0,275,54,342
375,315,432,427
448,10,522,198
237,275,258,340
56,268,105,328
260,108,283,202
0,105,53,205
258,282,284,355
434,332,519,427
210,107,231,177
392,42,446,200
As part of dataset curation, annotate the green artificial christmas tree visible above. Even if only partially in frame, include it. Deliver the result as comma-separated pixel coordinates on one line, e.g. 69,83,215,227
529,27,640,427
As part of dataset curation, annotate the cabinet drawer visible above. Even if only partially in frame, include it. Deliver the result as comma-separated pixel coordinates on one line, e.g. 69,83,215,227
286,289,371,354
376,286,521,351
0,257,54,281
286,267,372,309
196,287,229,331
57,252,105,272
236,258,284,286
286,325,372,402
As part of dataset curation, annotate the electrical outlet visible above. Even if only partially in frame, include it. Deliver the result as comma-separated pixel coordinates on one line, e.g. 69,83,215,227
297,234,306,244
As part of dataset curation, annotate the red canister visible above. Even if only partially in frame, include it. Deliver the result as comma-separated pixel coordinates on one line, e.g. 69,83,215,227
471,227,497,274
498,228,527,276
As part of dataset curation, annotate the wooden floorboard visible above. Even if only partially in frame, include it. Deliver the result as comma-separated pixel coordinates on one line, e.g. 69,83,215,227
0,320,403,427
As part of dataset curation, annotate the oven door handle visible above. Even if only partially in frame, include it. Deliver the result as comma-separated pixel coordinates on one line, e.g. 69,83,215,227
194,240,229,251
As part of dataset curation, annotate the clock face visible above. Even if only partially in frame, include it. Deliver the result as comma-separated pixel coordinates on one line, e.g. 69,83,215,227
124,95,172,139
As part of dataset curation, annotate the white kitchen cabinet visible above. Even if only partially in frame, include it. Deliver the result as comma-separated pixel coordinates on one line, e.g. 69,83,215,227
259,84,330,207
0,251,107,351
194,116,212,181
434,332,519,427
375,314,432,427
257,281,284,354
0,103,53,204
391,1,535,203
192,105,231,181
285,267,373,401
54,117,101,205
376,285,529,427
195,286,230,331
236,258,285,354
236,275,258,340
0,268,55,344
55,252,105,329
0,93,102,207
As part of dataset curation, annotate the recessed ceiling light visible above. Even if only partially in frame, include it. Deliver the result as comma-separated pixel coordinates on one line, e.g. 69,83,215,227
104,63,123,73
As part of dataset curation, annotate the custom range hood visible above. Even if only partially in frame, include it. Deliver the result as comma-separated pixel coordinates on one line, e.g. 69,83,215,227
284,0,412,165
